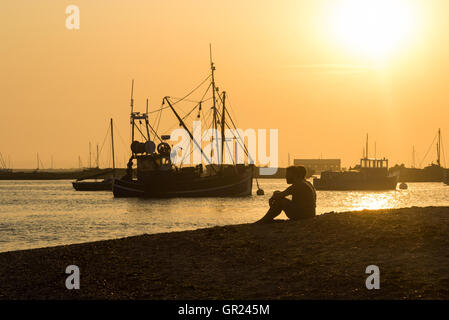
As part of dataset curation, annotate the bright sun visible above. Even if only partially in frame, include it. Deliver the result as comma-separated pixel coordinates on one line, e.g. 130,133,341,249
331,0,417,60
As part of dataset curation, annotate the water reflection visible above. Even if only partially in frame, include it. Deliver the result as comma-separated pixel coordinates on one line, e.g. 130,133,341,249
346,192,401,211
1,180,449,252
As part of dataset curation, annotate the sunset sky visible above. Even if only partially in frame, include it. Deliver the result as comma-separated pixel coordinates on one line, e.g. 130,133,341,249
1,0,449,169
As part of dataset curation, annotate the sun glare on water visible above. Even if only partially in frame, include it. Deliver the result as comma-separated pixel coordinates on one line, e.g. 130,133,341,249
330,0,418,60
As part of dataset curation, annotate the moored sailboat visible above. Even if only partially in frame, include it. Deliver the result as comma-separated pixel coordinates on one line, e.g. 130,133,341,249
389,129,446,182
72,118,116,191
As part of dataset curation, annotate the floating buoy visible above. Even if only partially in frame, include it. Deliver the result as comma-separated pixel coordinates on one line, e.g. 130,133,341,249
399,182,408,190
255,178,264,195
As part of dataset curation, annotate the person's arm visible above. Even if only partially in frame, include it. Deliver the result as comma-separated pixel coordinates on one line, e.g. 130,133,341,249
271,185,293,199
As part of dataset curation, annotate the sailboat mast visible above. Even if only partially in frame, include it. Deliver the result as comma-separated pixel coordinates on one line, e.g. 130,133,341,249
0,152,5,169
221,91,226,167
96,144,99,168
111,118,116,174
437,128,441,167
89,142,92,168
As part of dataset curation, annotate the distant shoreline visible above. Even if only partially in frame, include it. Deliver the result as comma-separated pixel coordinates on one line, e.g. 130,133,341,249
0,168,125,180
0,167,308,180
1,206,448,299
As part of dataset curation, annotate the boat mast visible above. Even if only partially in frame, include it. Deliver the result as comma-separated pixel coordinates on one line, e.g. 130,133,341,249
111,118,116,175
96,144,99,168
130,80,135,143
210,44,220,163
89,142,92,168
221,91,226,168
437,128,441,167
146,98,151,139
0,152,5,169
210,45,217,130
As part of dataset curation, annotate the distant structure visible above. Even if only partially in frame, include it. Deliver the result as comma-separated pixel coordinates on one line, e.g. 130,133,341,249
293,159,341,174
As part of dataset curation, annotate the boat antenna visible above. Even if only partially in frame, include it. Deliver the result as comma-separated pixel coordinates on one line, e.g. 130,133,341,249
366,133,369,158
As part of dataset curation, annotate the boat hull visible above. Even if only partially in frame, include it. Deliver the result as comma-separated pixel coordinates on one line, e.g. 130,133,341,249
113,166,253,198
72,181,112,191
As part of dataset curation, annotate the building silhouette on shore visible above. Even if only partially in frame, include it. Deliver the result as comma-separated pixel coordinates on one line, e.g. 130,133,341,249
294,159,341,174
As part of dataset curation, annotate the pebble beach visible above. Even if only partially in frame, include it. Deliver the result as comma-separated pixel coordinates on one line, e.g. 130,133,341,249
1,206,449,299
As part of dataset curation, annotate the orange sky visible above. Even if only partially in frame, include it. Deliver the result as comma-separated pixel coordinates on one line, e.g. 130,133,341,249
1,0,449,169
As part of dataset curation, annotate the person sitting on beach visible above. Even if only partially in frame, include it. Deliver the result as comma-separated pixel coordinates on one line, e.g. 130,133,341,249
256,166,316,223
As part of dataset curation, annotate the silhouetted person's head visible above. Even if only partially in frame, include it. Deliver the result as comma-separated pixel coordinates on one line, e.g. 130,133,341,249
286,166,307,184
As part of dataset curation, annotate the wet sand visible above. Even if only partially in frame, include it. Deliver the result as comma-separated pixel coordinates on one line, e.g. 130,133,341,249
1,206,449,299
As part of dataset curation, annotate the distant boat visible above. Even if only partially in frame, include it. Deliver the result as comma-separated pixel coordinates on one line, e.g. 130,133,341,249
313,135,398,191
72,177,113,191
72,119,116,191
399,182,408,190
389,129,446,182
0,152,12,173
113,53,254,198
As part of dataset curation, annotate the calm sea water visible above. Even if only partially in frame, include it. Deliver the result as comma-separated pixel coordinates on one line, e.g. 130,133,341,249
1,179,449,252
